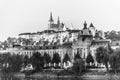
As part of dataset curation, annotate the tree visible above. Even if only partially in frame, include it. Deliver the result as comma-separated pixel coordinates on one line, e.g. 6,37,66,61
0,53,23,73
109,49,120,73
43,52,51,67
30,52,44,71
86,52,94,64
52,53,61,66
23,55,30,67
1,53,12,73
63,53,70,63
96,46,109,71
74,52,81,60
9,54,23,72
72,59,85,75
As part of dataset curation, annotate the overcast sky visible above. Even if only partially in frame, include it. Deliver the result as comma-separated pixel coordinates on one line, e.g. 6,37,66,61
0,0,120,41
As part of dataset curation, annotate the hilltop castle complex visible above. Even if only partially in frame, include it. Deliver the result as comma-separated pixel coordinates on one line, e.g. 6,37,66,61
2,13,111,66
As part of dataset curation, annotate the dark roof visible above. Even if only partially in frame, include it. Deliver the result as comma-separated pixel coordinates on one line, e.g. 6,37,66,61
79,35,93,38
67,29,80,33
31,32,38,35
39,30,57,34
19,32,32,36
91,39,111,46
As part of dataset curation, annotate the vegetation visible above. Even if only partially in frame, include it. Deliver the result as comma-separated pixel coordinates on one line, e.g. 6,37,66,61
52,52,61,67
74,52,81,60
63,53,70,63
86,52,94,64
30,52,44,71
0,44,120,75
0,53,23,73
43,52,51,68
96,46,109,71
109,49,120,73
72,59,85,75
23,55,30,67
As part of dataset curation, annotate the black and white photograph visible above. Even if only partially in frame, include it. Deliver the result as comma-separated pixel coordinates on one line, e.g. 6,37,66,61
0,0,120,80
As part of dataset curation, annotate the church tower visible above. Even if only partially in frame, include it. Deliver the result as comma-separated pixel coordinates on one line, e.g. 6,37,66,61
48,12,54,29
49,12,54,23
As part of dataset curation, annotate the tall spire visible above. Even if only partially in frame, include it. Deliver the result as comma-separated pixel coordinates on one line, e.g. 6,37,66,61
57,16,60,25
83,21,87,29
49,12,54,22
89,23,94,27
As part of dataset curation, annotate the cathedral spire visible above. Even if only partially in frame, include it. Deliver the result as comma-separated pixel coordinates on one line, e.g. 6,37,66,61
49,12,54,22
83,21,87,29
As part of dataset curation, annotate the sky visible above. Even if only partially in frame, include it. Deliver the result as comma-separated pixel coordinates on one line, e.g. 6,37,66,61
0,0,120,41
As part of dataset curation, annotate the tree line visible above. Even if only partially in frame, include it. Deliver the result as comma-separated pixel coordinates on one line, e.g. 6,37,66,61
0,52,72,73
1,45,120,75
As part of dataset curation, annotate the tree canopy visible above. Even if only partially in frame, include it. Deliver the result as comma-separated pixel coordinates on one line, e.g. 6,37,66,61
52,52,61,64
43,52,51,64
86,52,94,63
23,55,30,67
0,53,23,73
63,53,70,63
109,49,120,72
96,46,109,70
74,52,81,60
30,52,44,71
